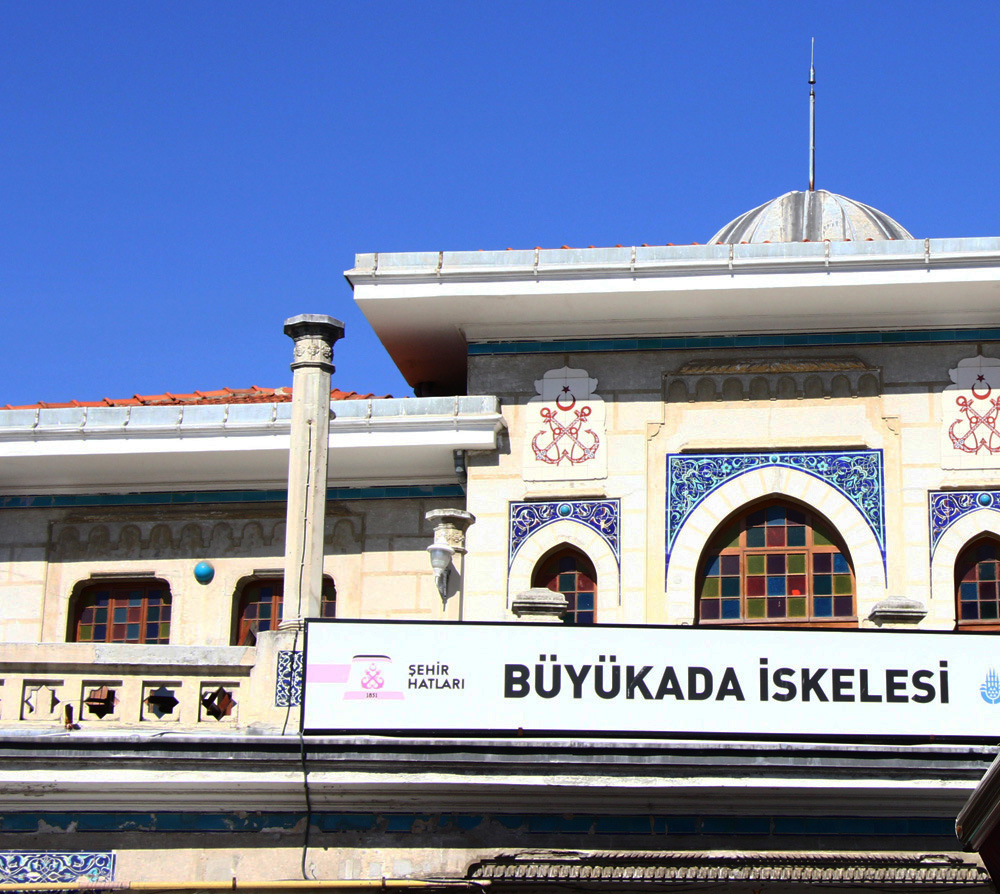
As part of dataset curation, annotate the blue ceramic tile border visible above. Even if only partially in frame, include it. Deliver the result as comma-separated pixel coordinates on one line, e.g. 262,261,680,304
0,852,115,883
469,327,1000,357
929,490,1000,556
666,450,886,582
0,485,465,511
275,650,303,707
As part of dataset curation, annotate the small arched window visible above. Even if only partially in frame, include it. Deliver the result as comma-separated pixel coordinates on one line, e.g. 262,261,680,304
233,577,336,645
956,538,1000,629
697,502,856,626
532,547,596,625
70,579,172,643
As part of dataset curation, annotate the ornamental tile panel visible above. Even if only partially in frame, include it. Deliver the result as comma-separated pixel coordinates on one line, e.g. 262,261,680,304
509,500,620,569
929,490,1000,555
0,852,115,884
275,650,303,707
666,450,885,574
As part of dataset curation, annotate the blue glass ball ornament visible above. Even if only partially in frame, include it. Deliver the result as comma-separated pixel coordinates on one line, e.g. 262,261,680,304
193,561,215,584
557,502,573,518
979,492,993,507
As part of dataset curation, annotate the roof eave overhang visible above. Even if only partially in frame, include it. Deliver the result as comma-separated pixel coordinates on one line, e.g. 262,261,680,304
347,239,1000,393
0,398,505,495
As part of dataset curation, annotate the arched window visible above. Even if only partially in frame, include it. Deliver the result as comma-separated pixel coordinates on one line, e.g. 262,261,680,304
956,538,1000,629
233,577,336,645
697,502,856,626
70,579,172,643
532,547,596,625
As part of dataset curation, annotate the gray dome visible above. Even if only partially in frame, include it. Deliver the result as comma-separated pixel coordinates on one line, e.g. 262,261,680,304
710,189,914,244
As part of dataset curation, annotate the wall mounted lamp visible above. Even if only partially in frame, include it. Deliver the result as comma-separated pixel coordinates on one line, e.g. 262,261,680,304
424,508,475,607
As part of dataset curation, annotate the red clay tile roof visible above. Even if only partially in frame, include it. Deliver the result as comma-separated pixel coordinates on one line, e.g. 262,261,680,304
4,386,389,410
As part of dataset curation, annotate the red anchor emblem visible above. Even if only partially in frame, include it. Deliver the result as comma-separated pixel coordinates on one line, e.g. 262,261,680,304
531,387,600,465
949,375,1000,454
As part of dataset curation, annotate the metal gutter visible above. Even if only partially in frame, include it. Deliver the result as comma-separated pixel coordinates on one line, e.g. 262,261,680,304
345,238,1000,285
0,397,503,444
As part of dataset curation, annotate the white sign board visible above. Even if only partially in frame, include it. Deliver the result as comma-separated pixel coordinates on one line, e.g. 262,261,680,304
302,621,1000,738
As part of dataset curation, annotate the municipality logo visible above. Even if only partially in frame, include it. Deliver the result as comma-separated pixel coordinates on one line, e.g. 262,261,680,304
981,668,1000,705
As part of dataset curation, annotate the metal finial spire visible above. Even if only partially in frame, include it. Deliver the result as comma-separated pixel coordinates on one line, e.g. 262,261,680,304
809,38,816,191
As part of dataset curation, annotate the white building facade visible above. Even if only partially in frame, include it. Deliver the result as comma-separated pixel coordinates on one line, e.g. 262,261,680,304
1,191,999,891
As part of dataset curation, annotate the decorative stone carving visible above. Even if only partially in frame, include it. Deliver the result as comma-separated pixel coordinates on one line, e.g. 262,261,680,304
51,517,294,561
82,683,121,720
22,681,62,720
200,684,238,722
284,314,344,373
511,587,569,622
142,684,180,721
666,358,881,402
523,366,607,482
292,337,333,365
942,353,1000,469
868,596,927,627
425,508,475,554
50,512,362,562
327,518,360,554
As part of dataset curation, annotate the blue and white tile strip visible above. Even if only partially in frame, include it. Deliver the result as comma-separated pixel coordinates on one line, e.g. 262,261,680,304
509,500,621,570
929,490,1000,556
666,450,886,579
0,852,115,884
275,650,303,707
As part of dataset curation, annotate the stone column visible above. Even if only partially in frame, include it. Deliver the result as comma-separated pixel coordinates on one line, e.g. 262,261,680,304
280,314,345,630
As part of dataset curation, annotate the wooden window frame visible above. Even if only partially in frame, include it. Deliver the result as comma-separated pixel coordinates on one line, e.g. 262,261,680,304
532,547,597,626
955,537,1000,631
696,501,857,628
70,579,172,644
232,576,337,645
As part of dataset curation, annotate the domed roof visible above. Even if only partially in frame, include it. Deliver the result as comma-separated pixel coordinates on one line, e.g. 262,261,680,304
710,189,914,244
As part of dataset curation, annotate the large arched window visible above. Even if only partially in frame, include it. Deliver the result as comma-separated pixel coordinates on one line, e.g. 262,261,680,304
697,502,856,626
233,577,337,645
70,579,172,643
956,537,1000,629
532,547,596,625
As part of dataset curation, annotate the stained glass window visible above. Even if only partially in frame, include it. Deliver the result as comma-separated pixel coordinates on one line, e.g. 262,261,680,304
234,577,337,644
72,581,172,643
956,539,1000,628
532,548,597,625
697,503,856,626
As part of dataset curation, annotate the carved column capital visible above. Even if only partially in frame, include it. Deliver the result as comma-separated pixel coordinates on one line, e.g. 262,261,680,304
284,314,345,372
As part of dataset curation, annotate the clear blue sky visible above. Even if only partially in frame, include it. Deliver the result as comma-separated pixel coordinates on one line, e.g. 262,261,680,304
3,3,999,405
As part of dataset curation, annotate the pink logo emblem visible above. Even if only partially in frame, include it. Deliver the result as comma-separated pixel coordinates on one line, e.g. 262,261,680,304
344,654,403,701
